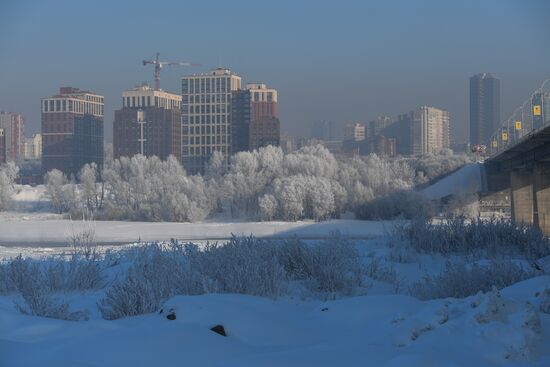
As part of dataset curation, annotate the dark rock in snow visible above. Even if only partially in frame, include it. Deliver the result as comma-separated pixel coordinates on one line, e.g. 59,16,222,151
210,324,227,336
321,307,329,312
166,308,176,320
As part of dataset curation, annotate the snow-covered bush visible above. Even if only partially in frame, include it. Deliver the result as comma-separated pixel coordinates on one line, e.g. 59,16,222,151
355,190,434,220
98,234,365,319
0,162,19,210
409,260,535,300
276,235,364,297
401,216,550,259
3,254,91,320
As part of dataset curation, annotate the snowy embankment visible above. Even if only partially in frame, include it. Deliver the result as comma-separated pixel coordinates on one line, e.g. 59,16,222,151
1,277,549,367
420,163,482,200
0,218,396,260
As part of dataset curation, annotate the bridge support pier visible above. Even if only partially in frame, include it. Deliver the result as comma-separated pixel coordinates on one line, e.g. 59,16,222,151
534,163,550,235
510,164,550,235
510,169,534,225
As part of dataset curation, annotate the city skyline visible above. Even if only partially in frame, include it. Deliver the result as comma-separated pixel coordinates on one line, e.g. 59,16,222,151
1,0,550,143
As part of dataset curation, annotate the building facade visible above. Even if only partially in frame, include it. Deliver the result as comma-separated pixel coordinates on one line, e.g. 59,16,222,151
368,116,391,140
41,87,104,176
0,128,6,164
310,121,338,141
24,134,42,160
383,106,449,156
0,111,25,162
181,68,242,174
412,106,450,155
114,84,182,161
344,123,366,142
232,83,280,153
470,73,500,146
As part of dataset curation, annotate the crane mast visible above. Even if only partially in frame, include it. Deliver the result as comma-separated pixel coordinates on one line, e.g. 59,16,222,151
142,53,199,91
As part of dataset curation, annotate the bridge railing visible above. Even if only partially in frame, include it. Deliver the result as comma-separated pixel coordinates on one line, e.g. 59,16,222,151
489,78,550,157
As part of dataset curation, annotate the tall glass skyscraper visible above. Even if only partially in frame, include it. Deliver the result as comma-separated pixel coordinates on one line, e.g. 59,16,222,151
469,73,500,146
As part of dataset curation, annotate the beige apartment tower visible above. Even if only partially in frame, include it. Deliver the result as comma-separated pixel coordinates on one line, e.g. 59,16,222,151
181,68,242,174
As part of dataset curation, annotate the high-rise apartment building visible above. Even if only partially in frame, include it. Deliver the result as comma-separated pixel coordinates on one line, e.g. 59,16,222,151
114,83,182,161
232,83,279,153
41,87,104,176
0,128,6,164
181,68,242,174
470,73,500,146
310,121,338,141
384,106,449,156
344,123,366,141
368,116,391,140
24,134,42,160
0,112,25,161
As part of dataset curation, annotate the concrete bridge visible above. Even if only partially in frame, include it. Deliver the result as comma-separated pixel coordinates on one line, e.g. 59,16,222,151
421,78,550,234
484,123,550,234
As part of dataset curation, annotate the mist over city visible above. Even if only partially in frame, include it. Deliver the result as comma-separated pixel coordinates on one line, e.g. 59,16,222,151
1,1,550,366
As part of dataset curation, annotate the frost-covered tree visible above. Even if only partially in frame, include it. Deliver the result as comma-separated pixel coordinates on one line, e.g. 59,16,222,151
78,163,104,213
0,162,19,210
44,169,77,214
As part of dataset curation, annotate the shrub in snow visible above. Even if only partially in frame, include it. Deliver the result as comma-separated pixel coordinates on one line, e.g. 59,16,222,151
401,216,550,259
276,235,364,297
540,288,550,314
364,257,400,288
98,234,365,319
355,190,434,220
5,255,89,321
409,261,534,300
199,237,288,296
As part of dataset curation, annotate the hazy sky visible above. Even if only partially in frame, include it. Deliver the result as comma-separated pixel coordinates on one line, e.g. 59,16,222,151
0,0,549,143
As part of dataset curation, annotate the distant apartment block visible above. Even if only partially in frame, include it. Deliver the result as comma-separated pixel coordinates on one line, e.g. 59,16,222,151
384,106,449,155
368,116,391,141
232,83,280,153
113,83,181,161
24,134,42,160
0,111,25,161
41,87,104,176
371,135,396,157
181,68,242,174
344,123,366,141
310,121,338,140
470,73,500,146
0,128,6,164
412,106,450,155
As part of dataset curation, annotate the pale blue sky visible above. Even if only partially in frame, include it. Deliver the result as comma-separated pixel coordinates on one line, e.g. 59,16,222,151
0,0,549,142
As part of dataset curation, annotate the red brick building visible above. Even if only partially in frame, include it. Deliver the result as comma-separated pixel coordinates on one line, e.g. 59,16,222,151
113,84,182,161
232,83,280,153
41,87,104,176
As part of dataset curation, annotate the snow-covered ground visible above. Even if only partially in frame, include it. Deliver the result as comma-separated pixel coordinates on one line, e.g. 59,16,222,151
1,276,549,367
420,163,482,200
0,218,397,259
